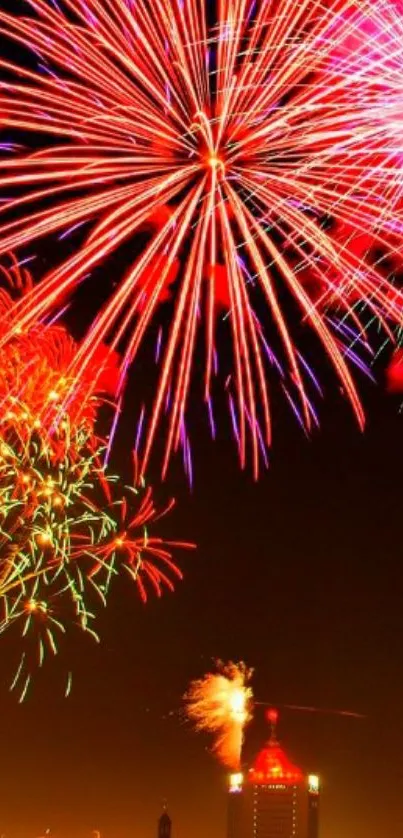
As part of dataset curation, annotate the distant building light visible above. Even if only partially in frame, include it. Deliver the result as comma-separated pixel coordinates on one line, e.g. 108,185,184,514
308,775,320,794
229,772,244,793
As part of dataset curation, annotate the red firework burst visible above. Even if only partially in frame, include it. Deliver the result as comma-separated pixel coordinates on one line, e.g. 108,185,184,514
90,482,187,604
0,255,120,457
0,1,402,477
0,433,192,699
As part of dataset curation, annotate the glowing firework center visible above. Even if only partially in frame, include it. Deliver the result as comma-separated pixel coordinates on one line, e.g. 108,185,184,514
227,711,319,838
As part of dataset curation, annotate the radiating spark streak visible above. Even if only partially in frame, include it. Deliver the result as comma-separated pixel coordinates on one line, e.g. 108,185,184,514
0,0,402,477
103,396,122,468
281,703,366,719
134,406,146,454
207,396,216,440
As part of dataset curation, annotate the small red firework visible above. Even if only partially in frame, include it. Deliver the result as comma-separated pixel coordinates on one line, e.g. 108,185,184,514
89,454,193,602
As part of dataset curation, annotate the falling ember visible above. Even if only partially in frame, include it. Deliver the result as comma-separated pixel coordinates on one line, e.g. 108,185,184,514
185,661,253,769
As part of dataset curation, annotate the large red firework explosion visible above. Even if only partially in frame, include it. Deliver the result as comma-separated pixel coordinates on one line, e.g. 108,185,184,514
0,1,402,478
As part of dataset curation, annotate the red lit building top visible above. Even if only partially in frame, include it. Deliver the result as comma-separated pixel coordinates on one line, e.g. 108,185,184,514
248,709,304,786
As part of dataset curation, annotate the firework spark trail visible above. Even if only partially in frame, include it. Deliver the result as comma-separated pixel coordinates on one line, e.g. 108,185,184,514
0,433,192,698
0,2,402,476
0,260,192,698
0,433,116,698
185,661,253,769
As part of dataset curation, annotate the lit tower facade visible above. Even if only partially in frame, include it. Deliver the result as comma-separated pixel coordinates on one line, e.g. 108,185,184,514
158,804,172,838
227,710,320,838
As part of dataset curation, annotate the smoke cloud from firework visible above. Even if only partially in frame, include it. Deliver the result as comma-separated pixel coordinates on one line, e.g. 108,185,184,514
185,661,253,769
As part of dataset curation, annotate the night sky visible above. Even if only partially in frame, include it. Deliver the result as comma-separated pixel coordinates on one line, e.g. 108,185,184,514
1,382,403,838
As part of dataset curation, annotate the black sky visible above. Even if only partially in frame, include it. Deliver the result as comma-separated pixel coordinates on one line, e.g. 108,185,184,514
1,384,403,838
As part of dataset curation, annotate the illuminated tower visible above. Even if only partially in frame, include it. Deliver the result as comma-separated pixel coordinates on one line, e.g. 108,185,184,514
158,804,172,838
307,775,320,838
227,710,320,838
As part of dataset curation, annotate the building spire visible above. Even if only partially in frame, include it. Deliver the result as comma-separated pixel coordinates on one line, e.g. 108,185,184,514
158,803,172,838
266,708,279,744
